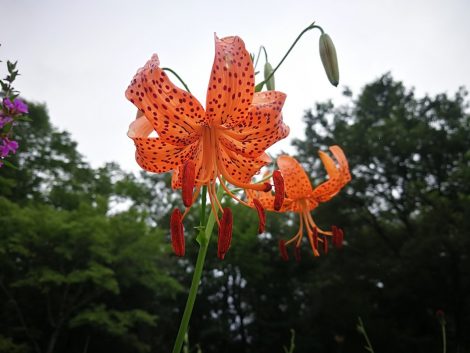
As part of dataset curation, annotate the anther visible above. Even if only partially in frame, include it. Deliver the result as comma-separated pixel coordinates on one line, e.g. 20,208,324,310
279,240,289,261
170,208,185,256
217,208,233,260
332,226,344,249
262,182,272,192
294,246,301,263
312,227,318,251
273,170,285,211
182,160,195,208
323,236,329,254
253,198,266,234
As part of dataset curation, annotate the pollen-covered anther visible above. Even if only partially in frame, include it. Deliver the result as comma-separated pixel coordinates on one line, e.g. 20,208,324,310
253,198,266,234
294,246,301,263
182,160,196,208
312,227,319,254
170,208,185,257
279,240,289,261
323,236,329,254
272,170,285,211
262,182,272,192
332,226,344,249
217,208,233,260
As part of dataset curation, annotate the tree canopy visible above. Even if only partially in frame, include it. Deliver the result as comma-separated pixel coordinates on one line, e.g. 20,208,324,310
1,74,469,352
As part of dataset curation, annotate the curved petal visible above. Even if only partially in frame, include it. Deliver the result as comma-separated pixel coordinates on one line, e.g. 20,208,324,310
126,54,204,146
276,155,313,200
205,35,254,126
130,116,199,174
311,145,351,202
217,146,271,185
330,145,352,184
246,188,295,213
219,91,290,158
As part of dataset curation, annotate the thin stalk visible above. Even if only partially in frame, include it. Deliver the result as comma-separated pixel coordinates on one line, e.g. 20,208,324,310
357,317,375,353
162,67,191,93
440,321,447,353
171,185,223,353
255,22,324,91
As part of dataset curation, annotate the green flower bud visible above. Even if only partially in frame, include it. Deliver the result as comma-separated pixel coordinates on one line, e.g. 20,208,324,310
264,62,275,90
319,33,339,87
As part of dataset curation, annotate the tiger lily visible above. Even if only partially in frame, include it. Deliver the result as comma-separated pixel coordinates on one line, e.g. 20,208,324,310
126,35,289,259
248,146,351,260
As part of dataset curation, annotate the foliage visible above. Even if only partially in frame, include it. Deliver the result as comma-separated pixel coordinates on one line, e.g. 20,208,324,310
1,74,469,352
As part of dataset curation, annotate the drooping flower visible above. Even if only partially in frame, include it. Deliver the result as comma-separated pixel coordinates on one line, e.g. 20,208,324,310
126,35,289,258
248,146,351,260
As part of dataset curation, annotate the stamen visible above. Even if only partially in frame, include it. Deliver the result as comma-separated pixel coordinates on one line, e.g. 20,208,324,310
182,160,196,207
294,246,301,263
207,184,221,227
170,208,185,257
312,226,319,251
273,170,285,211
306,212,333,236
217,208,233,260
217,175,252,208
323,236,329,254
253,198,266,234
279,239,289,261
332,226,344,249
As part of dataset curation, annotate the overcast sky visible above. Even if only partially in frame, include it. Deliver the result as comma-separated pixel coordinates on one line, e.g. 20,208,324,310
2,0,470,172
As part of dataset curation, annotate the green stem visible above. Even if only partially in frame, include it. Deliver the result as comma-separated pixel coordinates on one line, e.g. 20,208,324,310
162,67,191,93
171,185,223,353
441,321,447,353
255,22,324,92
357,317,375,353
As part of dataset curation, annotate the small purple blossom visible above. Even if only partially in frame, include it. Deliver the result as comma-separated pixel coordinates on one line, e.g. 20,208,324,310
0,115,13,129
0,138,19,157
3,98,28,115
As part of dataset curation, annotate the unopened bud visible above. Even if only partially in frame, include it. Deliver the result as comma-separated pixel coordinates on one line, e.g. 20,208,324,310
319,33,339,87
264,62,275,90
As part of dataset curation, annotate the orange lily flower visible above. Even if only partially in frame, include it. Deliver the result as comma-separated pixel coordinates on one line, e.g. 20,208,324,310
248,146,351,260
126,35,289,258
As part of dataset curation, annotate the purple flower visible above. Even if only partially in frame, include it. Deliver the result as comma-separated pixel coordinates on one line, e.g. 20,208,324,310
14,98,29,114
0,138,19,157
0,115,13,129
2,98,28,115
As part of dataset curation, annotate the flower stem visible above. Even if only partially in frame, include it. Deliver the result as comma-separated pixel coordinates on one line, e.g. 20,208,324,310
255,22,324,92
171,185,223,353
162,67,192,93
440,320,447,353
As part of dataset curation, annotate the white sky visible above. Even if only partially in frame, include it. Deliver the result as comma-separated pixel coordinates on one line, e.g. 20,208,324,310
2,0,470,172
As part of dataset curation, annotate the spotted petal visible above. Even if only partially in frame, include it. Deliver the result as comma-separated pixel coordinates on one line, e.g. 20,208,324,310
217,146,271,185
205,36,254,126
129,116,199,173
219,91,289,158
311,145,351,202
126,54,205,147
277,155,313,200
